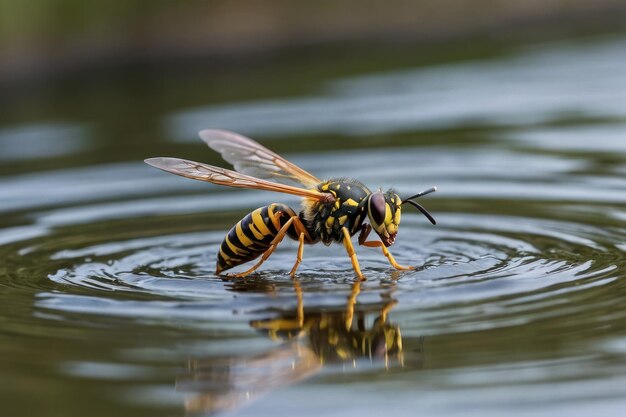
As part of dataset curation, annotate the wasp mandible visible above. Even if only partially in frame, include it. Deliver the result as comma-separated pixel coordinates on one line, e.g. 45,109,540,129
145,130,437,280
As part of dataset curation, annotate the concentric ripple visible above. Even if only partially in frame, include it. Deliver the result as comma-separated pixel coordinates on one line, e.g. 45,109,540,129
25,206,620,326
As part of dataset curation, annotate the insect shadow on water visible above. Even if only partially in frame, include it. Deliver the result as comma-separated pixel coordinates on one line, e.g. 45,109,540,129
176,278,411,415
145,130,437,281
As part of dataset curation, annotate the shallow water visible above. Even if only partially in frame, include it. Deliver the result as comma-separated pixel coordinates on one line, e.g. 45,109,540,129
1,35,625,417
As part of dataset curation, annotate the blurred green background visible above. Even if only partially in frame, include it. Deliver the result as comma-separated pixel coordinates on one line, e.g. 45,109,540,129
2,0,625,175
2,0,626,86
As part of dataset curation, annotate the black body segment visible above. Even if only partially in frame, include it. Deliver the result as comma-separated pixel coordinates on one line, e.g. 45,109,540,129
216,203,299,273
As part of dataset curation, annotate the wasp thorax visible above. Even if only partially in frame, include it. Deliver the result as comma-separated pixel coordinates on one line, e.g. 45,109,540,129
367,190,402,247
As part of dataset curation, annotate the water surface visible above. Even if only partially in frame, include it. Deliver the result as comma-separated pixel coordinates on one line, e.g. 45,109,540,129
1,35,625,417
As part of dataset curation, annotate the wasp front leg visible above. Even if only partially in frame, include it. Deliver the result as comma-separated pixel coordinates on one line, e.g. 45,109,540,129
358,224,414,271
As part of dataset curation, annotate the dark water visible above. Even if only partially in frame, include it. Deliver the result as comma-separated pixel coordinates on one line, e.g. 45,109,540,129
1,35,625,417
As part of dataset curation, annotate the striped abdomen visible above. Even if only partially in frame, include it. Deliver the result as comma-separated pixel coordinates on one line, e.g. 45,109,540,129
216,203,299,274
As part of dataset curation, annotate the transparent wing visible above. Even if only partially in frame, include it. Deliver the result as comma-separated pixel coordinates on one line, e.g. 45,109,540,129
145,157,333,201
199,129,321,188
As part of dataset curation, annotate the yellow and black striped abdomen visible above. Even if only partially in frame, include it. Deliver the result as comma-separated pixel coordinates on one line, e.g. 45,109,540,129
216,204,298,274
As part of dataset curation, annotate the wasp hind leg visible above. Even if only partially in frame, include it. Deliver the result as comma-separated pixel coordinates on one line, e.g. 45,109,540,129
288,216,314,277
230,216,297,278
231,215,312,279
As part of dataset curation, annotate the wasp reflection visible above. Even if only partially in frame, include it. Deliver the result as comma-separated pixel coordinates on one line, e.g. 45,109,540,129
177,280,403,415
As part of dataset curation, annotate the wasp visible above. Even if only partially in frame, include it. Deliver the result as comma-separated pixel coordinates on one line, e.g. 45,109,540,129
145,130,437,280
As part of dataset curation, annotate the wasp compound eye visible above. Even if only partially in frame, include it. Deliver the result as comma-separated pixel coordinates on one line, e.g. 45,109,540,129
368,192,386,225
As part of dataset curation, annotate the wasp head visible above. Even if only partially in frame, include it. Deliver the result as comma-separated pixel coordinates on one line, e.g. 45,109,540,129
367,186,438,247
366,190,402,247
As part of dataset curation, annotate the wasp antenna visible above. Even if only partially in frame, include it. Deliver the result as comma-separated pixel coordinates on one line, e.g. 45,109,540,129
402,186,437,202
404,200,437,225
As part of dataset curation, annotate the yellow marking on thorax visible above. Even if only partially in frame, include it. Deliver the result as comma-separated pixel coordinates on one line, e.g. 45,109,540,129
236,222,254,246
344,198,359,206
338,215,348,225
326,216,335,229
334,200,341,209
252,209,272,235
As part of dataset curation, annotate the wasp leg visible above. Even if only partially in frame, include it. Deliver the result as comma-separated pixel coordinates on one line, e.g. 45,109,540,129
361,240,414,270
341,227,365,281
289,232,305,278
231,216,296,278
358,223,372,245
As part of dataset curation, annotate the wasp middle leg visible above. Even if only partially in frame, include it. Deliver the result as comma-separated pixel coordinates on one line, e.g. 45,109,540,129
342,227,366,281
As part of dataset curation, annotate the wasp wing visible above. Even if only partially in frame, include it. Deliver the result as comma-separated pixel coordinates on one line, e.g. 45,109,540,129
199,129,321,188
145,157,332,201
